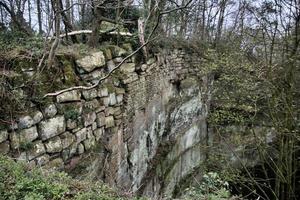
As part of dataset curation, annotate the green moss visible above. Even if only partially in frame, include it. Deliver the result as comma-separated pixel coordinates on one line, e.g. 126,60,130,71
19,141,34,151
64,109,80,121
103,82,116,93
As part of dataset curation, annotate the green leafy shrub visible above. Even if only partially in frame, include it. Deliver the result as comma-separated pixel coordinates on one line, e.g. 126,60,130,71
182,172,235,200
0,156,147,200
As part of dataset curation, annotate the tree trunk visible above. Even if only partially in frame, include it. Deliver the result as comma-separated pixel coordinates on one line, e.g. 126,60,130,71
37,0,43,34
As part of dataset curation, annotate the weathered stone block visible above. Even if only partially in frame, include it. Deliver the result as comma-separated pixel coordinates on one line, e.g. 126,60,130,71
102,97,110,106
27,140,46,160
82,89,98,100
116,88,125,94
0,141,10,154
83,112,96,127
120,63,136,73
76,51,105,72
109,93,117,106
74,128,87,143
84,99,100,110
113,57,123,63
10,126,39,149
60,132,76,149
96,112,106,127
57,90,81,103
0,130,8,143
38,116,66,141
77,143,85,154
107,60,115,72
92,122,97,131
93,128,103,141
44,104,57,118
33,111,43,124
105,116,115,128
98,87,108,97
45,136,63,153
83,137,95,151
116,94,123,103
18,116,34,129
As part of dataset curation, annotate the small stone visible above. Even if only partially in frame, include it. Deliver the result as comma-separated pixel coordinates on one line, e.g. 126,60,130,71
102,97,110,106
57,90,81,103
75,128,87,144
60,132,75,149
96,112,106,127
105,116,115,128
116,88,126,94
98,87,108,97
66,119,77,130
141,64,147,71
93,128,103,141
44,104,57,118
113,57,123,63
109,93,117,106
92,122,97,131
62,149,70,161
107,60,115,72
38,116,66,141
116,94,123,103
0,130,8,143
45,136,63,153
120,63,136,73
33,111,43,124
0,141,10,154
83,112,96,127
83,137,95,151
18,116,34,129
27,140,46,160
69,143,78,157
95,106,106,113
35,154,50,166
77,143,85,154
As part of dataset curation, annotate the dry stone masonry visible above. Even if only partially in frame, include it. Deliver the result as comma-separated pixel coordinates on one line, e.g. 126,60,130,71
0,45,214,197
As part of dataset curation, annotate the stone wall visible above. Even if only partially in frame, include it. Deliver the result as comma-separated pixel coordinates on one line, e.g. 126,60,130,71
0,46,213,198
0,45,135,170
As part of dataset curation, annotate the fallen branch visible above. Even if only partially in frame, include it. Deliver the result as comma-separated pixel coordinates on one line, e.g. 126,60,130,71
47,29,133,40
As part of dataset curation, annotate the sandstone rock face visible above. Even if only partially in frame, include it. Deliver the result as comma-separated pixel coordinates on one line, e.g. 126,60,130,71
38,116,66,140
76,51,106,72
